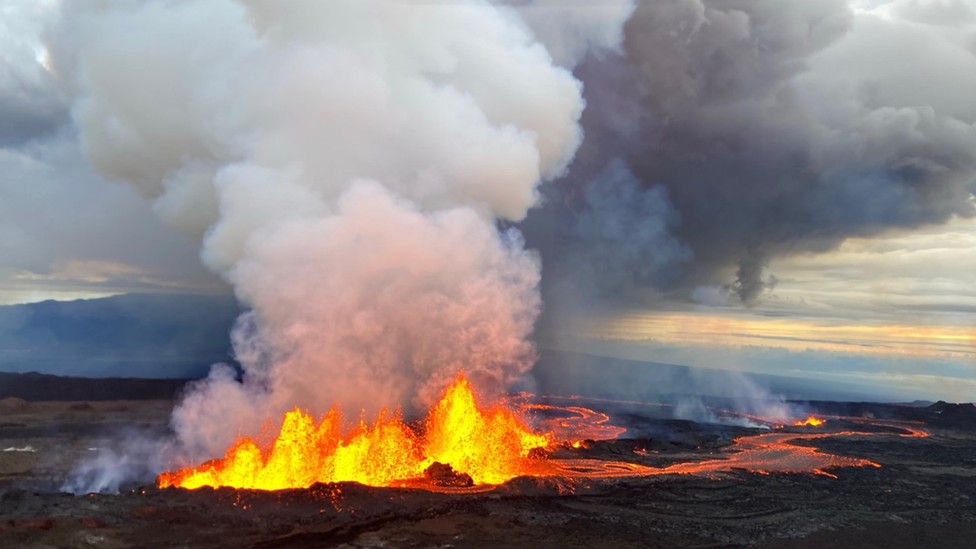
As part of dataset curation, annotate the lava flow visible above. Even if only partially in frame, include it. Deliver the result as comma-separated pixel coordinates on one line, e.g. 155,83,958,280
517,402,628,443
158,374,552,490
159,381,931,492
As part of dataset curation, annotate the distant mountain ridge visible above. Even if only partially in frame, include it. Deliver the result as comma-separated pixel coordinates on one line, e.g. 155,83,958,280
0,293,240,378
0,294,892,402
0,349,893,403
0,371,191,401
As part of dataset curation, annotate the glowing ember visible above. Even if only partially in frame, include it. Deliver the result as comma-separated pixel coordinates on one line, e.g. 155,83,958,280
794,416,826,427
158,373,552,490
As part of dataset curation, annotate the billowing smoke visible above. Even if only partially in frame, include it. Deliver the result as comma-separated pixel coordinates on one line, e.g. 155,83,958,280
173,184,546,457
526,0,976,310
50,0,633,465
522,159,690,316
506,0,636,68
51,0,976,491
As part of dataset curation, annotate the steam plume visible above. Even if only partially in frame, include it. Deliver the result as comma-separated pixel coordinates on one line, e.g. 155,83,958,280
51,0,630,462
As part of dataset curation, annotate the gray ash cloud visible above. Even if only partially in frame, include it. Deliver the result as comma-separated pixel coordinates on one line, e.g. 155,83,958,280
523,0,976,308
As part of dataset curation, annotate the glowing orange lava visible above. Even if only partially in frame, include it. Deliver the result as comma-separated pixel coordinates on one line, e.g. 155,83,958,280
522,431,886,482
158,373,552,490
794,416,826,427
522,402,628,443
159,384,931,492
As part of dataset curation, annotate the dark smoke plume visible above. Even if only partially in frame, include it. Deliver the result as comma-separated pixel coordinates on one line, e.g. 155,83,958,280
524,0,976,309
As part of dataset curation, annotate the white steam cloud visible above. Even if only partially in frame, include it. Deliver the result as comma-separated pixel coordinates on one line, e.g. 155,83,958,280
51,0,632,463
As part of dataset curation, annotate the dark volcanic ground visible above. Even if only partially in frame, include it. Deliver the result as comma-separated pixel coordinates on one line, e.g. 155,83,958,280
1,398,975,548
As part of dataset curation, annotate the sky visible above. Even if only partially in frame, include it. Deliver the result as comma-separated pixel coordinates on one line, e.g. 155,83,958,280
0,0,974,403
574,215,975,384
0,0,227,306
538,215,976,402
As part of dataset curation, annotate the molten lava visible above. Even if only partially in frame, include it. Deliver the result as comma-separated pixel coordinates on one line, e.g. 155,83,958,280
159,384,930,492
520,402,628,443
794,416,826,427
158,374,552,490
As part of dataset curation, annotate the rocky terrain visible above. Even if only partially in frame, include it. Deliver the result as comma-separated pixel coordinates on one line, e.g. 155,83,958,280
1,397,974,548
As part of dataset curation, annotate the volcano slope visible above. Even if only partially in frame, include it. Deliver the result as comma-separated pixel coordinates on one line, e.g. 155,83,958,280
1,396,975,549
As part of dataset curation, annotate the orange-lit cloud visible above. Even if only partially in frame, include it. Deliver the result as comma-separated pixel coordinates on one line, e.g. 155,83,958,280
582,311,976,360
576,216,976,370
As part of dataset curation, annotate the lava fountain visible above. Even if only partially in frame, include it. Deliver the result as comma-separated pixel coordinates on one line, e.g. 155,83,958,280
158,373,552,490
159,383,930,492
794,416,826,427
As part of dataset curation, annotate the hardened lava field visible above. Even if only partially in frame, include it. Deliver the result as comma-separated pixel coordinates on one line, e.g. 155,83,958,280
2,393,976,549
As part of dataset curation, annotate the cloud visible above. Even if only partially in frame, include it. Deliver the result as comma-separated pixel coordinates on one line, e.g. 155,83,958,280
11,259,196,288
568,335,976,402
0,134,228,305
887,0,976,27
525,0,976,308
1,0,973,413
528,159,690,315
507,0,636,68
0,0,227,306
691,285,731,307
0,0,68,146
48,0,627,462
766,215,976,323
